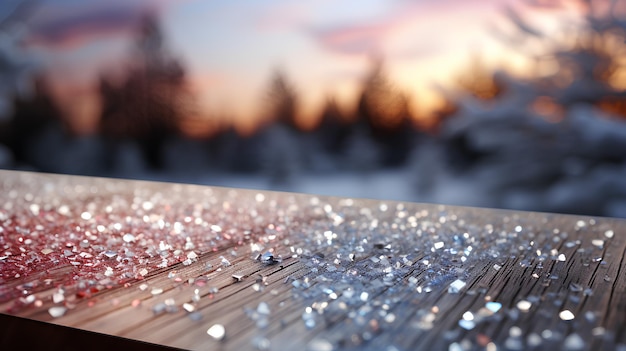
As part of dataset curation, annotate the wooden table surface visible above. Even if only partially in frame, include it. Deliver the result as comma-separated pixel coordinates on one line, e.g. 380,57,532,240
1,170,625,351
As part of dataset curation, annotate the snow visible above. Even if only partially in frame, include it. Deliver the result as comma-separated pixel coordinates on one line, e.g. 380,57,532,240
2,100,626,219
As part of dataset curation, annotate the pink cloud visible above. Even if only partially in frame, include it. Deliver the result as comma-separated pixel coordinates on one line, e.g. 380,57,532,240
521,0,564,10
310,23,390,56
306,0,504,58
254,2,311,31
305,1,431,57
22,4,149,49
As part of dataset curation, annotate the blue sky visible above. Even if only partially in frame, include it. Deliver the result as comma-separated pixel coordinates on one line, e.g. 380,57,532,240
16,0,576,133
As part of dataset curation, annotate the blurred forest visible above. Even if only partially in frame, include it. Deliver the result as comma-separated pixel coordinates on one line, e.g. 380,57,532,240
1,0,626,218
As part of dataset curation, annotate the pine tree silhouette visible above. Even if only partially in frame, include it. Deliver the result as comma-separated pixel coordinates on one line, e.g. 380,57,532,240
265,69,298,129
356,58,416,167
8,76,62,164
99,14,189,170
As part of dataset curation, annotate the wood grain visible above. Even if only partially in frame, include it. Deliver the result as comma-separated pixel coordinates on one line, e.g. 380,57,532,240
1,171,625,351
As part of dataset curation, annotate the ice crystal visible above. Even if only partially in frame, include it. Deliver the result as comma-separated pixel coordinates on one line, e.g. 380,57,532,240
207,324,226,340
48,306,67,318
448,280,466,293
559,310,575,321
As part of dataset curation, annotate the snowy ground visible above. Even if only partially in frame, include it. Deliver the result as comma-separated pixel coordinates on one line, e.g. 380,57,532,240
143,169,491,212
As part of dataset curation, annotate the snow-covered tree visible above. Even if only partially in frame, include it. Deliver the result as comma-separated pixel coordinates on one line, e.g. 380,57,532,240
410,0,626,217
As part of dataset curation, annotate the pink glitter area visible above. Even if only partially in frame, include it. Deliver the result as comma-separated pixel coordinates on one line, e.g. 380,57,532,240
0,171,300,315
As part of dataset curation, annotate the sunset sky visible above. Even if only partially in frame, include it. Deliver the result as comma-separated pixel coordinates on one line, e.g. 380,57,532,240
14,0,582,133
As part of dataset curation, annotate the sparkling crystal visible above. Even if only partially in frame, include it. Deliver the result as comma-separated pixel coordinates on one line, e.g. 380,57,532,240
449,342,464,351
591,239,604,248
253,336,271,350
22,295,36,304
52,291,64,303
48,306,67,318
307,338,333,351
559,310,575,321
207,324,226,340
152,303,166,314
516,300,532,312
104,267,114,277
509,326,522,338
183,303,195,312
257,302,270,315
591,327,605,336
458,319,475,330
569,283,583,292
564,333,585,350
527,333,542,347
259,251,278,265
448,279,466,293
485,302,502,313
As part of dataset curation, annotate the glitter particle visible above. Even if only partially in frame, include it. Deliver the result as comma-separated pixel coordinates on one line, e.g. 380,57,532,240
517,300,532,312
52,291,64,303
207,324,226,340
564,333,585,350
485,302,502,313
257,302,270,315
307,338,334,351
527,333,542,347
448,279,466,293
559,310,575,321
48,306,67,318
